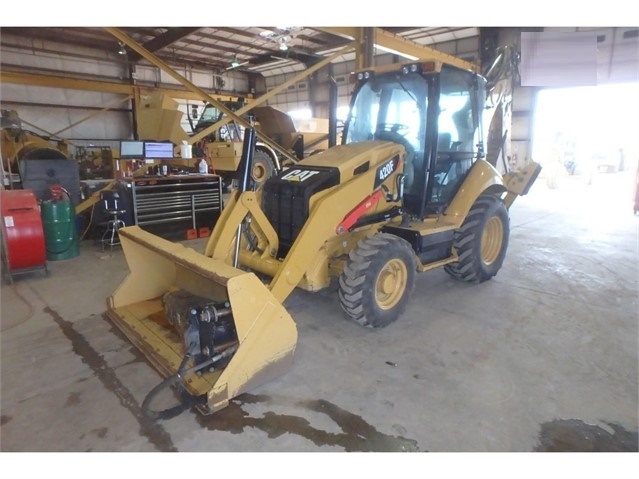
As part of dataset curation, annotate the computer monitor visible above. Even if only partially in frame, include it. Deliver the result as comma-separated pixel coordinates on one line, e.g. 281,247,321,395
144,141,174,159
119,140,144,159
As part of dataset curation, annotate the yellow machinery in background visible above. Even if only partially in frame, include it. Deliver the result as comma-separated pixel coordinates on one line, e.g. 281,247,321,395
136,94,328,188
107,59,540,418
0,109,113,218
1,109,70,188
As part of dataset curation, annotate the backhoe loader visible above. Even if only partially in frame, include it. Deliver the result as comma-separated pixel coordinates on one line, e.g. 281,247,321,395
106,59,540,417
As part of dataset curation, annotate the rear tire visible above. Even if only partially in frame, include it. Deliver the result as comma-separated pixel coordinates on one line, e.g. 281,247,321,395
444,195,509,283
339,233,416,328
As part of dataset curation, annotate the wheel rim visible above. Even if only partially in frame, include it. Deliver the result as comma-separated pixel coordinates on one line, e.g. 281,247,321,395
375,259,407,310
252,162,267,183
481,216,504,266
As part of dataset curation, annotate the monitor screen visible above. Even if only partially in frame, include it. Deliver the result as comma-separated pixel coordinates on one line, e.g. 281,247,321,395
144,141,174,159
119,140,144,159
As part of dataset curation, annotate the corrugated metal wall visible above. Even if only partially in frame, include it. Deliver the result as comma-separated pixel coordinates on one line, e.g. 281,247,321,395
2,27,636,147
1,35,132,146
0,32,249,155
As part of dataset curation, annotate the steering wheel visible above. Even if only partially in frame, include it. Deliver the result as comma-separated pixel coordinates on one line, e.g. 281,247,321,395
376,123,410,136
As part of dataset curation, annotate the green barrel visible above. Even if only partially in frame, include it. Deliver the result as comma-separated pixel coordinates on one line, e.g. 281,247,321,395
41,199,80,261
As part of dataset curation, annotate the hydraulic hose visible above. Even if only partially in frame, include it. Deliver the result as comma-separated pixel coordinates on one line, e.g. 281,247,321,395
141,354,203,421
141,345,238,421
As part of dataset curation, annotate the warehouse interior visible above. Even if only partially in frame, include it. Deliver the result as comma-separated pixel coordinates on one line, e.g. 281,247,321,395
1,8,638,478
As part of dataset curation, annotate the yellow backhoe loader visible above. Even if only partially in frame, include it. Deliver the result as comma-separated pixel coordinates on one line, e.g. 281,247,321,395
106,59,540,418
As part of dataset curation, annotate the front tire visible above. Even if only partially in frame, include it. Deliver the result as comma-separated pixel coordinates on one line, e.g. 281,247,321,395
444,195,509,283
339,233,416,328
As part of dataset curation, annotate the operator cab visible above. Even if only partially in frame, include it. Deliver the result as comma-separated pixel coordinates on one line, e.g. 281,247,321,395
342,62,486,218
192,101,248,141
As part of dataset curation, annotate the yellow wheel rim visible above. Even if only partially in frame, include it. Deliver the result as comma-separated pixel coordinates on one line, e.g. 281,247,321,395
375,259,407,310
252,162,267,182
481,216,504,266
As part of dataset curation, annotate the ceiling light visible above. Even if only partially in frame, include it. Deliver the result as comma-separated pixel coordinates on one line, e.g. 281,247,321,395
117,42,127,55
278,38,288,51
231,54,240,68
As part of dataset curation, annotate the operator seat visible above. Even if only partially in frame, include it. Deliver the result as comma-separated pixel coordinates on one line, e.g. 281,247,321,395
437,133,452,152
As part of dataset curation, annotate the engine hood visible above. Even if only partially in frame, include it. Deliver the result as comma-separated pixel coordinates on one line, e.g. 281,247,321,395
295,141,405,182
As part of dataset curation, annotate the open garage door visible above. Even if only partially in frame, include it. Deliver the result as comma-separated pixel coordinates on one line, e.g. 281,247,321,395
532,82,639,213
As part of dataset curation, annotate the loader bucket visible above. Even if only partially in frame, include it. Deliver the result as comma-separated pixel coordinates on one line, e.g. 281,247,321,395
105,225,297,414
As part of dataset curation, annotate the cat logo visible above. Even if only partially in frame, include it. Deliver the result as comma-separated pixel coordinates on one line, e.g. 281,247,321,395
281,169,321,182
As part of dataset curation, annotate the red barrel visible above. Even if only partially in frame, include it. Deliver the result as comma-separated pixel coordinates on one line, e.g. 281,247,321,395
1,189,47,272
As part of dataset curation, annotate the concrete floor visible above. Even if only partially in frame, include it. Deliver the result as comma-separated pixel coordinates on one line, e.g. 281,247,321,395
1,169,638,462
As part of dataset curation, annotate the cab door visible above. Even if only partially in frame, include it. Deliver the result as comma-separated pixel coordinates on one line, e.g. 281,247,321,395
425,67,485,213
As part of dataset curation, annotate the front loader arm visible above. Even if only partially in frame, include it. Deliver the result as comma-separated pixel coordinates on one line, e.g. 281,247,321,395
206,159,403,304
204,189,280,262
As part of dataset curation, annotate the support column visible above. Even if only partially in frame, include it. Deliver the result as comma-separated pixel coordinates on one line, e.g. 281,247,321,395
361,27,375,69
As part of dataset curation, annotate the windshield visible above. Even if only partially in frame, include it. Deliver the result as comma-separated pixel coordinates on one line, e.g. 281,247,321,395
198,104,222,125
344,72,427,153
195,104,244,141
344,72,428,196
